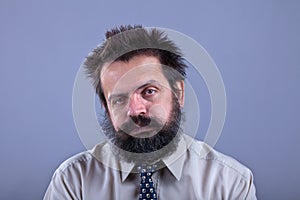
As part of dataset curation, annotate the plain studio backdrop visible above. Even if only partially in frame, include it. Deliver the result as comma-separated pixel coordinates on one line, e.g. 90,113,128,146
1,1,299,199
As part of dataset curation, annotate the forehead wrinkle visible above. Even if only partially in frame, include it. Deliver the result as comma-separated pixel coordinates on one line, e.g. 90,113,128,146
101,55,162,78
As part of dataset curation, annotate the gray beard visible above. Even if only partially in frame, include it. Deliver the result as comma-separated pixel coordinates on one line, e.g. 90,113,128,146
100,95,182,164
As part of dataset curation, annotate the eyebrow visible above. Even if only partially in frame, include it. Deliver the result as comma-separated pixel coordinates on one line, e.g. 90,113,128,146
108,93,128,102
136,80,160,90
107,80,160,102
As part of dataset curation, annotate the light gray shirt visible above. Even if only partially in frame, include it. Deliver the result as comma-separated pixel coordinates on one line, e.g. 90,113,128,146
44,135,256,200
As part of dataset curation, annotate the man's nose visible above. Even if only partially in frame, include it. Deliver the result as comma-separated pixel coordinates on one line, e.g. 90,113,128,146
127,94,147,117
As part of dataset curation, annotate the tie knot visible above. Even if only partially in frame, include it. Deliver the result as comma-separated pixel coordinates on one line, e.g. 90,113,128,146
136,164,157,174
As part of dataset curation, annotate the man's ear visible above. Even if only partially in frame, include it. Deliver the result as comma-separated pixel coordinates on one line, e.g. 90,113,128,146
175,80,185,107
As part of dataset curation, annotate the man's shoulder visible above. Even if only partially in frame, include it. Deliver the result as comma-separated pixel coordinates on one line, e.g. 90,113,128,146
186,136,253,180
54,142,108,174
54,151,93,174
180,135,256,199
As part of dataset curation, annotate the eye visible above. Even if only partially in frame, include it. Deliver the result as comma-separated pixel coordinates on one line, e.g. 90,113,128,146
143,88,157,96
112,97,126,106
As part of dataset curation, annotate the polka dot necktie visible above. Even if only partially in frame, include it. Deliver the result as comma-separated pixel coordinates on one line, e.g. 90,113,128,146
137,164,157,200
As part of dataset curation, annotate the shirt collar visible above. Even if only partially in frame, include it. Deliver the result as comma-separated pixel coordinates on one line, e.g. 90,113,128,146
161,135,188,180
121,135,191,182
120,161,135,182
90,142,135,182
91,135,192,182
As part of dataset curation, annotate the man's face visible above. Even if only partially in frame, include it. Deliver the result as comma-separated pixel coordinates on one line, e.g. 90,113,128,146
101,55,184,139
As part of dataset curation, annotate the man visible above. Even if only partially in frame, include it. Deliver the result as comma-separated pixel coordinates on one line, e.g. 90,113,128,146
44,25,257,199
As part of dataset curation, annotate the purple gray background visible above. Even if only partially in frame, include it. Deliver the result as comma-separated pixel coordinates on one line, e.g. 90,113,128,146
1,1,299,199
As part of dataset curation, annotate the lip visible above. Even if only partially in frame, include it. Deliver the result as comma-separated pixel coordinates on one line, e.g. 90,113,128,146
128,127,159,138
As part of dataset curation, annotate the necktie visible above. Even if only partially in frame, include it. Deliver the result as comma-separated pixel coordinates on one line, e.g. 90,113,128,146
137,164,157,200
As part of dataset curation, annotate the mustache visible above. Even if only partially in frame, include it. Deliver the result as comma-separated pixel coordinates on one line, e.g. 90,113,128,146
120,115,163,133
